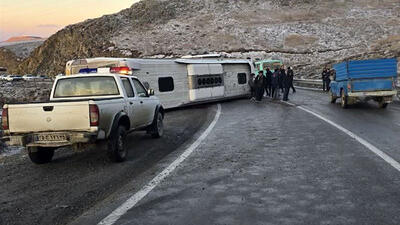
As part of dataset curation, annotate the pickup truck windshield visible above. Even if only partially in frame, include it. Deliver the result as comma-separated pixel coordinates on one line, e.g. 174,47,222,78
54,76,119,98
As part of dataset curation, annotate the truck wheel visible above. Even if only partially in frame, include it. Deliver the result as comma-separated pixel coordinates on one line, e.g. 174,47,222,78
107,126,128,162
378,100,388,109
28,147,55,164
149,112,164,138
341,90,348,108
330,92,337,103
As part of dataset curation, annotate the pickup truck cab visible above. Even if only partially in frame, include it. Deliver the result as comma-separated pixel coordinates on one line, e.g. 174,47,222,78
2,71,164,164
330,58,398,108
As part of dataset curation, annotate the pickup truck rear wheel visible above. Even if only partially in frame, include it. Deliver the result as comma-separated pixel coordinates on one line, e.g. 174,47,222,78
28,147,55,164
107,126,128,162
378,100,388,109
341,90,348,108
149,112,164,138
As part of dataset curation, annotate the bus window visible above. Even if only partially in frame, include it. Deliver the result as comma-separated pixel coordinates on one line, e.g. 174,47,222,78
237,73,247,84
158,77,174,92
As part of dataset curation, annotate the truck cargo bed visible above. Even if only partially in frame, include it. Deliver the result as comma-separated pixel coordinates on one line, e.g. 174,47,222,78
7,101,91,133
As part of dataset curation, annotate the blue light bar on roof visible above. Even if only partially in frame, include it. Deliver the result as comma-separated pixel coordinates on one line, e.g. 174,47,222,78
79,68,98,74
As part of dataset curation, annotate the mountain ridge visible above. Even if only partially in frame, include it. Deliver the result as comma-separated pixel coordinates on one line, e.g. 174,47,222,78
6,0,400,77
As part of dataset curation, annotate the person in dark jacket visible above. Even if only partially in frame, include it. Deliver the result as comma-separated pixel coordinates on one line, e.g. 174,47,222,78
280,66,287,94
287,66,296,93
248,73,256,100
265,67,273,97
326,68,332,92
322,67,329,91
271,68,280,99
278,67,284,94
254,71,265,102
282,71,291,101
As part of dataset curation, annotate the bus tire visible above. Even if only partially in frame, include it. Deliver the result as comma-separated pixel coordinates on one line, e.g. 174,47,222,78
28,147,55,164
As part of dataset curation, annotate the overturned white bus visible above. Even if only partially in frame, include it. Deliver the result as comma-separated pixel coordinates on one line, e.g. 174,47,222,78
65,56,254,109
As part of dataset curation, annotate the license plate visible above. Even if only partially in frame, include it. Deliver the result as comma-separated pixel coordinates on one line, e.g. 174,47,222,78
35,133,67,142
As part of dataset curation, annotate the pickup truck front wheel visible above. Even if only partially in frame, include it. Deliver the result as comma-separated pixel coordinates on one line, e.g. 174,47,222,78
330,91,337,103
107,126,128,162
149,112,164,138
28,147,55,164
341,90,348,108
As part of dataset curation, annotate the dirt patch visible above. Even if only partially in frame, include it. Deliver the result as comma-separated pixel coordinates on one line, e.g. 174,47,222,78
284,34,319,48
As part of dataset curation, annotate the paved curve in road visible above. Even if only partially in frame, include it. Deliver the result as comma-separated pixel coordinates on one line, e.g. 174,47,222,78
289,89,400,163
93,89,400,225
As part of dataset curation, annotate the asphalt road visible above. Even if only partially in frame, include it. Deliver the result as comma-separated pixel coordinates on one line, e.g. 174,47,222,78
2,90,400,225
0,104,214,225
103,90,400,225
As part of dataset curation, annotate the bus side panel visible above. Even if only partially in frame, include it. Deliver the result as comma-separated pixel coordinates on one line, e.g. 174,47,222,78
133,63,190,109
223,64,251,98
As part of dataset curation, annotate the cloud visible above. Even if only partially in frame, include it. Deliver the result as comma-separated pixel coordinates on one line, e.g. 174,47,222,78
36,24,60,28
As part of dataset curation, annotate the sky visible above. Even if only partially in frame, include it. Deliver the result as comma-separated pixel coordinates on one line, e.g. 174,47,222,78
0,0,140,41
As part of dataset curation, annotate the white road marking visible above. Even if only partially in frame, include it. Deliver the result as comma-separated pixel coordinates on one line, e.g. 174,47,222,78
280,101,296,107
98,104,222,225
297,105,400,172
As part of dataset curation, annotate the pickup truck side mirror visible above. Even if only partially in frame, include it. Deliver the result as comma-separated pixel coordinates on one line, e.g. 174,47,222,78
147,89,155,96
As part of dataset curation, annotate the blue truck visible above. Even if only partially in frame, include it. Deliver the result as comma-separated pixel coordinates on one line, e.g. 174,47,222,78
330,58,398,108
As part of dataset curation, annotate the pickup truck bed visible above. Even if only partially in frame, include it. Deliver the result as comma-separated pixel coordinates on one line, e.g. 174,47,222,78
8,101,91,133
330,58,398,108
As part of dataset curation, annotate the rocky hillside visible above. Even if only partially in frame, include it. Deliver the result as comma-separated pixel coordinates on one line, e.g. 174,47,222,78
0,48,21,72
15,0,400,77
0,40,45,59
0,36,46,72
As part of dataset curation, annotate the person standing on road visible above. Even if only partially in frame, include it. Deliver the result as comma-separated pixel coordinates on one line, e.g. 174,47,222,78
248,73,256,100
278,65,286,93
287,66,296,93
271,68,280,100
254,71,265,102
322,67,329,92
265,67,273,97
282,70,291,101
326,68,332,92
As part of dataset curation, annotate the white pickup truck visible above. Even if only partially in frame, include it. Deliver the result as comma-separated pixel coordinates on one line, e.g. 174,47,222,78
1,72,164,164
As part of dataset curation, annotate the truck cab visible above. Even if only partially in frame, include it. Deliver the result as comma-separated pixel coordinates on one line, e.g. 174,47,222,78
330,58,398,108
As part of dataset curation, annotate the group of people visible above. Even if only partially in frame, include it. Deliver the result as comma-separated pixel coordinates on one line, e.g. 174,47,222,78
249,66,296,102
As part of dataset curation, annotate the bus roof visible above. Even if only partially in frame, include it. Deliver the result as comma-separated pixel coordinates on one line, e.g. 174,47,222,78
69,57,252,65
